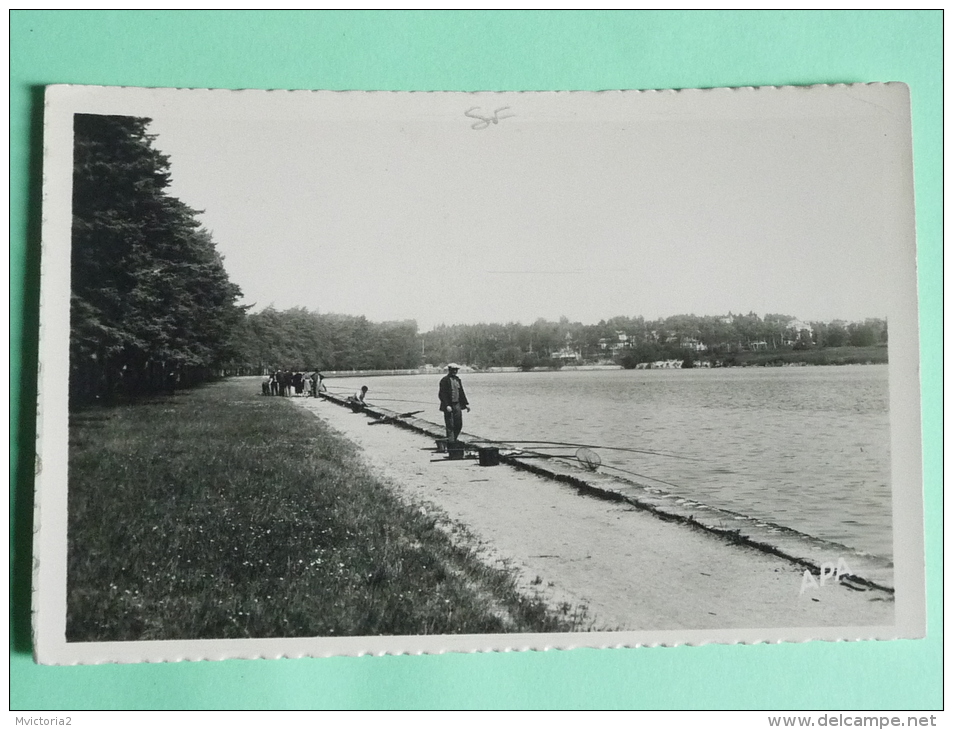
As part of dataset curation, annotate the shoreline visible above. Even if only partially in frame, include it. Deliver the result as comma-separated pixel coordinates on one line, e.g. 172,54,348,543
317,357,888,379
318,392,894,592
295,392,894,632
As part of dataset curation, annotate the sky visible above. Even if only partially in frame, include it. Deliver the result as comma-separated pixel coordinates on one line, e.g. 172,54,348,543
122,86,914,331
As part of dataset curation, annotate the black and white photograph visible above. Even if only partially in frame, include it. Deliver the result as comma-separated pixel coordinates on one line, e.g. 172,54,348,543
33,84,924,664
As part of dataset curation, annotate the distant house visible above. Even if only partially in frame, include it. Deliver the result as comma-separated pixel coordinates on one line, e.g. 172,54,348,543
553,346,581,363
598,331,630,355
788,319,814,335
680,337,708,352
783,319,815,346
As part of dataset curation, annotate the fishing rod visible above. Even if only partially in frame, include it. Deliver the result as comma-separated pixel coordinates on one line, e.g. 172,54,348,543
593,462,690,492
469,438,703,462
319,388,702,469
320,387,432,406
368,410,425,425
495,445,691,491
506,447,691,491
426,437,697,493
359,396,434,406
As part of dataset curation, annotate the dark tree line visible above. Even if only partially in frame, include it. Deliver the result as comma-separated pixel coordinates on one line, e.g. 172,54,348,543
228,307,420,373
229,310,887,374
70,114,245,403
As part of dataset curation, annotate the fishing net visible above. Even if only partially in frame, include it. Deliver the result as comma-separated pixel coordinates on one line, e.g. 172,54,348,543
575,447,601,471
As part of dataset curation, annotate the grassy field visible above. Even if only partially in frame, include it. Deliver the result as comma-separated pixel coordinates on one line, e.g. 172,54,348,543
722,345,888,367
67,379,587,642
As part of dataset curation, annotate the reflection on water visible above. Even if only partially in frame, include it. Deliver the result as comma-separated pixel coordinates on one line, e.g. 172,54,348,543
328,365,892,559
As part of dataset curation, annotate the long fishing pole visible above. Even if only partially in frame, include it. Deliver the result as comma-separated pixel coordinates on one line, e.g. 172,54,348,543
369,409,426,425
471,438,703,462
505,446,690,492
594,462,690,492
320,387,432,406
358,396,434,406
319,388,700,468
427,437,697,493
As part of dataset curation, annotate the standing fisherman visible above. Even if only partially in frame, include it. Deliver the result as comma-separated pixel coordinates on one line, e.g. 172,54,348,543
439,363,470,443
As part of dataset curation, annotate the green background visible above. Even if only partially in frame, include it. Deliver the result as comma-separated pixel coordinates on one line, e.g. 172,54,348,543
10,10,942,710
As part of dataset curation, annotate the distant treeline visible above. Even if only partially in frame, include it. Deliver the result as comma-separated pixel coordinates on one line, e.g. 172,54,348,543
69,116,889,406
228,311,888,373
69,114,245,403
229,307,419,373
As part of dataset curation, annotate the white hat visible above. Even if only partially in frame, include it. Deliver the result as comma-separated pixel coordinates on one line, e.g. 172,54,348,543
447,363,460,370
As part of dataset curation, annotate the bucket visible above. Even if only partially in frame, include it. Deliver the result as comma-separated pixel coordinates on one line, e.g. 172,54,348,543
447,444,466,460
478,447,500,467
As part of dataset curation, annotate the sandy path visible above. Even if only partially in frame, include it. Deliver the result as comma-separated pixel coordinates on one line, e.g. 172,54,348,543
295,397,893,633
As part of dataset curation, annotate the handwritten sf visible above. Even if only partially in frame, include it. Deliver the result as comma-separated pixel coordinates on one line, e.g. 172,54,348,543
464,106,515,130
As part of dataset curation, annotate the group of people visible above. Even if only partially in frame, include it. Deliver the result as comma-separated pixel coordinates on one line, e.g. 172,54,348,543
265,362,471,445
261,370,327,398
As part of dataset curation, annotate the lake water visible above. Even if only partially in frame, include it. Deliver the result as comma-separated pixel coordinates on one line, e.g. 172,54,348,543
325,366,892,559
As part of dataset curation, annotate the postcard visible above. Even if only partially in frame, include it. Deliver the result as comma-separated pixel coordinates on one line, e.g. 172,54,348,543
33,84,923,663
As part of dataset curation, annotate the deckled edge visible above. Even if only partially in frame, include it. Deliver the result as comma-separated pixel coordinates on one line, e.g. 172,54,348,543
30,81,921,665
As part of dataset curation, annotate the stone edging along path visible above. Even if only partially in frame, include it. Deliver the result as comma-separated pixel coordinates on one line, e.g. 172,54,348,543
320,392,894,596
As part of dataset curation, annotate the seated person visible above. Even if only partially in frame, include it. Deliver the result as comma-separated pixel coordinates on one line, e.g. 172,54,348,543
346,385,369,410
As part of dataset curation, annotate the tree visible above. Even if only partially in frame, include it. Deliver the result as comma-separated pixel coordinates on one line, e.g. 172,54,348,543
519,352,539,371
824,322,849,348
234,309,421,372
848,321,878,347
70,114,245,402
